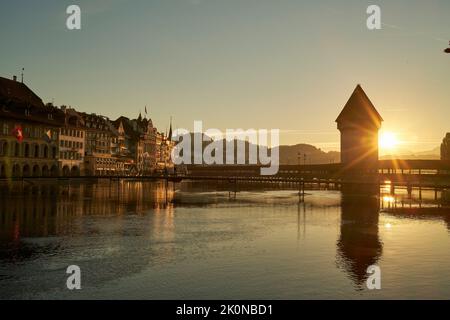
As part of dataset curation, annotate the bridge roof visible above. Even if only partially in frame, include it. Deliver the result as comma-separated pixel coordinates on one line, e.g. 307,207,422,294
187,159,450,172
378,159,450,170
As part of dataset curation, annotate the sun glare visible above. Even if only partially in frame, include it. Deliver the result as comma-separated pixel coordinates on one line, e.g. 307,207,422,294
379,131,399,151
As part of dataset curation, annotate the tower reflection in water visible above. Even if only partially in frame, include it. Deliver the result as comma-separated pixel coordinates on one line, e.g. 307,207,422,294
336,189,383,290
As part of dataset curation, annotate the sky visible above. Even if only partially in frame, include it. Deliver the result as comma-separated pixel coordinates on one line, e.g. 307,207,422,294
0,0,449,154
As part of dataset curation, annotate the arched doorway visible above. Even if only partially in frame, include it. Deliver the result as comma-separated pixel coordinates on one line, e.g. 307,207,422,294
62,165,70,177
50,165,59,177
42,165,50,177
12,164,21,177
71,166,80,177
32,164,41,177
23,164,31,177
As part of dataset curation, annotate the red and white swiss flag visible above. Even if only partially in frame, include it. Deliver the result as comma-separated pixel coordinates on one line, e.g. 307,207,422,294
12,125,23,143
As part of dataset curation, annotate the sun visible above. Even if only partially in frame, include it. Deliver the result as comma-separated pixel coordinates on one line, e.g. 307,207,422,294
379,131,399,151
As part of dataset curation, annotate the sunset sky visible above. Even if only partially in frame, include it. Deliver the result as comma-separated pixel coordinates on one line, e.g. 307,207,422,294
0,0,449,154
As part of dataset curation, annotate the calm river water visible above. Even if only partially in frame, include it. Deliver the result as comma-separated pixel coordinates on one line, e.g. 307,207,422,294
0,180,449,299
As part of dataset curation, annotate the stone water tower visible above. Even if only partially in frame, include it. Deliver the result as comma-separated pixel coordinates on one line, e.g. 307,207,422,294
336,85,383,173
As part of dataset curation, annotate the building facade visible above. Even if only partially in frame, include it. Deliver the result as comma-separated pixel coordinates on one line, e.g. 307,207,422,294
0,76,63,178
82,113,118,176
155,131,174,173
113,115,157,175
1,75,172,178
139,117,157,175
59,106,85,176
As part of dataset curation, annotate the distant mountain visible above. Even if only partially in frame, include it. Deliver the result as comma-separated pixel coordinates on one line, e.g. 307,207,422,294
176,133,340,165
275,144,340,165
380,146,440,160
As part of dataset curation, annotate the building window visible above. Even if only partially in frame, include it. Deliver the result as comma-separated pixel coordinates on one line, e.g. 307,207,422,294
2,123,9,135
14,142,20,157
1,141,8,156
24,144,30,157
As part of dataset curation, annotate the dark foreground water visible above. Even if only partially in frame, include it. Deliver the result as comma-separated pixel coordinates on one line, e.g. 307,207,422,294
0,180,449,299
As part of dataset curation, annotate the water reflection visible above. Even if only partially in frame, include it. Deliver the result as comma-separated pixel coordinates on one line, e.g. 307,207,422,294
0,180,449,299
381,188,450,231
336,186,450,289
336,193,383,289
0,181,175,240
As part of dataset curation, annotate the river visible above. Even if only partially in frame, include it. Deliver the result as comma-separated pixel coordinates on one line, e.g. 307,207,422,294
0,180,449,299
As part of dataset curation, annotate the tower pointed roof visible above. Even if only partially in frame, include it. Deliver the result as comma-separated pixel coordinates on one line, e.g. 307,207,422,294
168,116,173,141
336,85,383,127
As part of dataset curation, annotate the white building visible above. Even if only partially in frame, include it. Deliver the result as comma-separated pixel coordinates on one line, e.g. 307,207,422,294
59,107,85,176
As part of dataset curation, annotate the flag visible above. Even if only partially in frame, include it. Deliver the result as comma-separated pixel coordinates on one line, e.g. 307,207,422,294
11,125,23,143
43,129,52,143
145,106,147,114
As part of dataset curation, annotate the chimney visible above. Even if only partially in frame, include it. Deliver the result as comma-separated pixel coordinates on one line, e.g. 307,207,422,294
13,75,17,82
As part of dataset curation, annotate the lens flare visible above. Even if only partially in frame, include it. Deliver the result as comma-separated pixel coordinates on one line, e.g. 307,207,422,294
379,131,399,151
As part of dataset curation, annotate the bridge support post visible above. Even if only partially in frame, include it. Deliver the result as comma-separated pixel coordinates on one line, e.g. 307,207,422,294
298,180,305,202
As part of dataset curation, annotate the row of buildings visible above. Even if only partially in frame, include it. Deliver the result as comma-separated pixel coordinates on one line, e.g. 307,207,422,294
0,75,174,177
